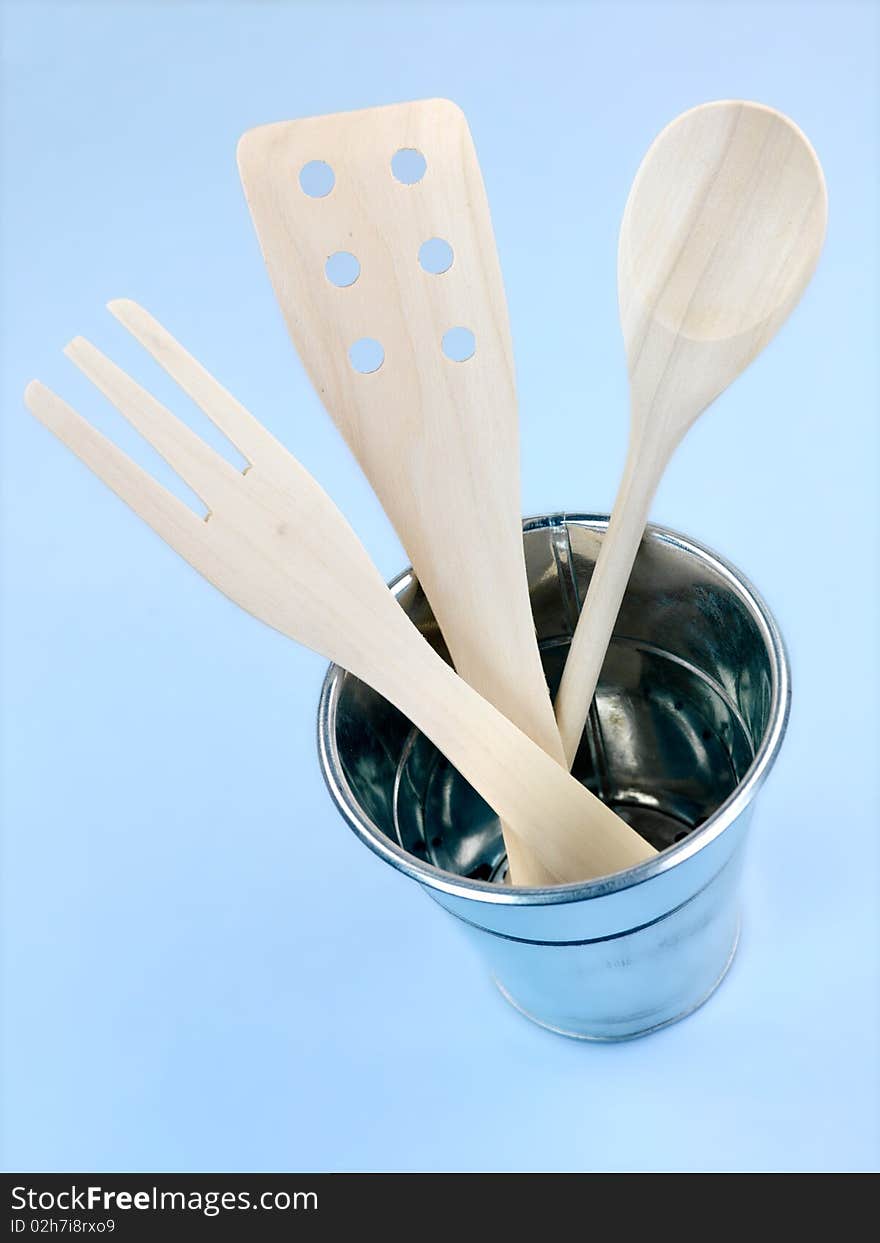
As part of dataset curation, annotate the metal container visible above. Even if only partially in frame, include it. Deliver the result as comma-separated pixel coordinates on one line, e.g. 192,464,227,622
317,514,790,1040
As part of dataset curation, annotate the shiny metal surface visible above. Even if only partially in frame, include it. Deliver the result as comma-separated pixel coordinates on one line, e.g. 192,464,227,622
317,515,790,1039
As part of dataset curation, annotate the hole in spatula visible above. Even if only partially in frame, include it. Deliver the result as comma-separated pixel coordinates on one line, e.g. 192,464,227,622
325,252,360,287
348,338,385,374
441,327,475,362
419,238,454,274
299,160,335,198
391,148,426,184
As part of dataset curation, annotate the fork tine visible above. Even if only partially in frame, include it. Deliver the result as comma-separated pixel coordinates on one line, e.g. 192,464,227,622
64,336,240,511
24,381,206,558
108,300,280,467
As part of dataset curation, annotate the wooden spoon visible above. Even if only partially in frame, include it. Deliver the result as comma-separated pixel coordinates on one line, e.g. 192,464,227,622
25,301,656,884
237,98,568,884
555,100,827,765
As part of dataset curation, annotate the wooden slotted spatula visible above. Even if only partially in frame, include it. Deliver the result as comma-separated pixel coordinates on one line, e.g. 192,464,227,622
25,302,655,885
237,98,569,885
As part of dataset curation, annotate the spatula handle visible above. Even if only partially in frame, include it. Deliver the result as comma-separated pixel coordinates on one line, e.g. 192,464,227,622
554,440,665,768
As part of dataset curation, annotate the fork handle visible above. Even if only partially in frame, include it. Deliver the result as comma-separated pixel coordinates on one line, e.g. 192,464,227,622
369,620,656,884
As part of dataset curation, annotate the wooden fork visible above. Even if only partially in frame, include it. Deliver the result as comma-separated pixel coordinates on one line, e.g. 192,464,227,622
24,302,655,884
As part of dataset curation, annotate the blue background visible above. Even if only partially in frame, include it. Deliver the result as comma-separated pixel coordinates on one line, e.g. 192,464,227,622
2,0,878,1173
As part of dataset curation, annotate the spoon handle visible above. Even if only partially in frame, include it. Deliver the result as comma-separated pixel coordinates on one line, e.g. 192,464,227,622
555,439,666,767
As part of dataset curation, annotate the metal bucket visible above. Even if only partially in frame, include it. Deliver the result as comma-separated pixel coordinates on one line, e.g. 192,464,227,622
317,514,790,1040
